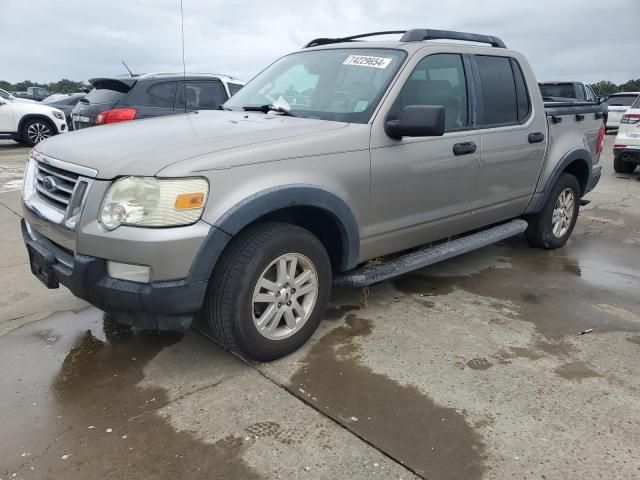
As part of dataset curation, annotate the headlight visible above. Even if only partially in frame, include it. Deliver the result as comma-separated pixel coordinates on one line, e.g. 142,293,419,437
99,177,209,230
52,111,64,120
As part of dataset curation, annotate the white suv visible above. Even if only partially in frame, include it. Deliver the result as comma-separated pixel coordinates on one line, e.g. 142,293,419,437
613,95,640,173
606,92,640,131
0,95,68,146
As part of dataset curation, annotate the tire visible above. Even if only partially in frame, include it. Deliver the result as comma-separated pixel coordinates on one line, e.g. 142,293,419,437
613,156,637,174
206,222,332,361
21,118,55,147
525,173,580,249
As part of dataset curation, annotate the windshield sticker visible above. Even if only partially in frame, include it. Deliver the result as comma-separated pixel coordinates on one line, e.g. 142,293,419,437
354,100,369,112
343,55,392,69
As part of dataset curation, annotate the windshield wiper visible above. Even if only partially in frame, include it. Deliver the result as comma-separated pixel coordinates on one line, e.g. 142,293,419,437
242,104,296,117
217,104,231,111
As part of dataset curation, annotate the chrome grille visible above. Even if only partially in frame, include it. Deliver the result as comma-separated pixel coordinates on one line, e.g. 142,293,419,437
35,161,80,211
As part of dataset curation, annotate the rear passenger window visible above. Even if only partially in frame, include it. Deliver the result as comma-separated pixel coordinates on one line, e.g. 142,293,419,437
177,81,227,110
391,53,468,131
146,82,178,108
475,56,518,126
510,59,531,122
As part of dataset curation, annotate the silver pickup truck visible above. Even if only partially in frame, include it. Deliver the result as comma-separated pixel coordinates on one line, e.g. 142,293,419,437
21,29,605,360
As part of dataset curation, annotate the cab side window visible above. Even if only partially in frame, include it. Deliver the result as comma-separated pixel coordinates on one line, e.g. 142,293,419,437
474,55,531,126
391,54,468,131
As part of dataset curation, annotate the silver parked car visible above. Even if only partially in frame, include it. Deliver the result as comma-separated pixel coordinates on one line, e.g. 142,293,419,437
22,29,604,360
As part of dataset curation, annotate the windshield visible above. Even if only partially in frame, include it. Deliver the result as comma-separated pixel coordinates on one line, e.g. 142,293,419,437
608,94,638,107
539,83,576,99
224,48,406,123
0,89,11,100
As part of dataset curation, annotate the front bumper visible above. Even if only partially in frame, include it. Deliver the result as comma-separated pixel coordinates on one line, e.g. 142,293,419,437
22,219,208,330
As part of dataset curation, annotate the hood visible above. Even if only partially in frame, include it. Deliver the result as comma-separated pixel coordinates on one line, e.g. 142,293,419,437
35,111,350,179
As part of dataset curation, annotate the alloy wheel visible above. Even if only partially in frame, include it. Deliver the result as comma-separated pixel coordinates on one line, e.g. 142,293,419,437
252,253,318,340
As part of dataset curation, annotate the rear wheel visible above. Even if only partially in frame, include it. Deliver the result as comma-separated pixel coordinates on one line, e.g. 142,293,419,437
21,118,54,146
206,222,332,361
526,173,580,249
613,156,637,174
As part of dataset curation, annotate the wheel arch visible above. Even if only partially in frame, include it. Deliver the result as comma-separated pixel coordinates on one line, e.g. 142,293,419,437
188,185,361,283
526,148,592,214
17,114,57,137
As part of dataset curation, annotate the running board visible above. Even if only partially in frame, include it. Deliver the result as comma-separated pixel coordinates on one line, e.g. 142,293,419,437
334,219,528,287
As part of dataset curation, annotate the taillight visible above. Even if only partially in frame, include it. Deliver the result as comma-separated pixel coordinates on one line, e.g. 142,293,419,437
621,113,640,124
96,108,137,125
596,124,605,154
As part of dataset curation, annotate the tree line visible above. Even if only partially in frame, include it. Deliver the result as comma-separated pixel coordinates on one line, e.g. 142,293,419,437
0,79,89,94
1,77,639,97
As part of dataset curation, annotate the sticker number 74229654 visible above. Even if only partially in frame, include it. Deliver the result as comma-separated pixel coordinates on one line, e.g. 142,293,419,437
342,55,392,69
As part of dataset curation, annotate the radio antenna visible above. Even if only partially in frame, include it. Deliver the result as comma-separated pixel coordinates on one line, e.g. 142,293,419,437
121,60,134,77
180,0,187,112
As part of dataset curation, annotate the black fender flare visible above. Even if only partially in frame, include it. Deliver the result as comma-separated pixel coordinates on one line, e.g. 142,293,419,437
187,184,360,283
526,148,592,214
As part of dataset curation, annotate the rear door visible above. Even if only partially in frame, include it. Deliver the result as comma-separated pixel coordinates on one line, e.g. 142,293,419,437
471,54,547,222
72,79,134,129
175,80,227,111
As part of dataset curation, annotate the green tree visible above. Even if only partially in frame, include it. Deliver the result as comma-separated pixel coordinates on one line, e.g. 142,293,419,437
590,81,617,97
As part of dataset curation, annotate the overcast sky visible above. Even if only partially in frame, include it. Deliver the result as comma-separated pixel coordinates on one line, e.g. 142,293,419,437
1,0,638,86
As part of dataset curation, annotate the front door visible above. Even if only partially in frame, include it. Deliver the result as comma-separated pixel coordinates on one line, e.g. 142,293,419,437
366,52,480,259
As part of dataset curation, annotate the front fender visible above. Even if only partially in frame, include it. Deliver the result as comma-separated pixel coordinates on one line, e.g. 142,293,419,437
187,184,360,283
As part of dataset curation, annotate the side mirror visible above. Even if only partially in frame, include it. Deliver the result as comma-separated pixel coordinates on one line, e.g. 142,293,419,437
385,105,445,139
598,96,607,104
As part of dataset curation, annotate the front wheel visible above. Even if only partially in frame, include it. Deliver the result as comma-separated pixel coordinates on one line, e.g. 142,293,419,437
206,222,332,361
526,173,580,249
21,118,54,146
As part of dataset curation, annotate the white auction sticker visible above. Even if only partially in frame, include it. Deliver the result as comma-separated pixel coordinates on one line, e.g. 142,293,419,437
343,55,392,69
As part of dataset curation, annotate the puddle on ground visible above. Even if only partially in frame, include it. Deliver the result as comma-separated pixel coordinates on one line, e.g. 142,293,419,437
289,312,486,480
390,234,640,342
0,308,261,479
553,361,602,382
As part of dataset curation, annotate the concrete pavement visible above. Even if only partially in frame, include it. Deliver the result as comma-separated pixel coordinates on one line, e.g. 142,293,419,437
1,136,639,479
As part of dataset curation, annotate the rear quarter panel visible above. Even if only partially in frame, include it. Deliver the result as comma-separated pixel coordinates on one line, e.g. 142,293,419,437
534,111,602,200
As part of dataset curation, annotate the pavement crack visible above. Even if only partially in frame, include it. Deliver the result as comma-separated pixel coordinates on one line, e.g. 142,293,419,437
0,199,22,218
191,329,424,479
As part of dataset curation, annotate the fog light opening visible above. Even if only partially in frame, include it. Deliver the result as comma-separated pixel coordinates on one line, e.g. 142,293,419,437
107,261,151,283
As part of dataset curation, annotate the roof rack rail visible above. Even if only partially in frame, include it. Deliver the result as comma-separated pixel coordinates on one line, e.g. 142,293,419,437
400,29,506,48
304,30,407,48
304,29,506,49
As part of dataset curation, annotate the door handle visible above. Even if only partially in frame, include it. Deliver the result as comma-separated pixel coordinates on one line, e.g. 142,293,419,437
528,132,545,143
453,141,477,156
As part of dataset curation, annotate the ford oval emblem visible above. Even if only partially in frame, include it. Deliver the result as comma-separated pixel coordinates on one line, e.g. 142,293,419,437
42,175,58,192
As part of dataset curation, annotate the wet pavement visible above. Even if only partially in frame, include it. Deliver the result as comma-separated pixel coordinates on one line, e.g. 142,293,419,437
1,137,639,479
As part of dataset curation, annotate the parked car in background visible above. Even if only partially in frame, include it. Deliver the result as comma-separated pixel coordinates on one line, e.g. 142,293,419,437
539,81,598,103
71,73,244,129
0,94,67,146
11,86,52,102
613,95,640,173
606,92,640,131
22,29,604,361
42,93,86,130
0,88,37,104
